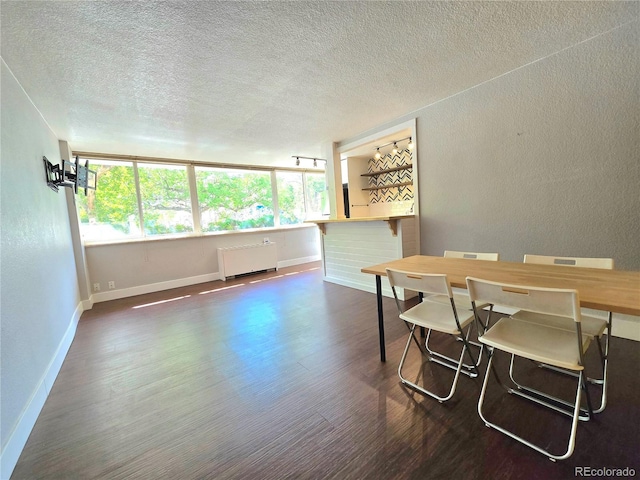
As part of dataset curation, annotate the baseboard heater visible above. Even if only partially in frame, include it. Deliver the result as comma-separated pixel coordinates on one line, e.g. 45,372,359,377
217,242,278,280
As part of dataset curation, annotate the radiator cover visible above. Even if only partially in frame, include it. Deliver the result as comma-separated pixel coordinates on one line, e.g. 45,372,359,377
217,243,278,280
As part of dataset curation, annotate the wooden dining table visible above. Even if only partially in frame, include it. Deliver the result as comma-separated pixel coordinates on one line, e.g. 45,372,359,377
361,255,640,362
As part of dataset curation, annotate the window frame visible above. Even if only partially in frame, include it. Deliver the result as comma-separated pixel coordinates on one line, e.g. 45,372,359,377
76,156,327,244
194,165,276,233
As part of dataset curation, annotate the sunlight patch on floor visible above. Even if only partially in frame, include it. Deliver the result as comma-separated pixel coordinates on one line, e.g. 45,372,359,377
198,284,245,295
249,275,284,284
132,295,191,309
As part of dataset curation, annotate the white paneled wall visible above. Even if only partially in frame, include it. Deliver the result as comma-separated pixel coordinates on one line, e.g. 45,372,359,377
321,218,417,299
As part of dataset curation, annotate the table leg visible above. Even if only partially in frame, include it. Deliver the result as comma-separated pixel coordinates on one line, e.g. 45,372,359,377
376,274,386,362
419,292,425,337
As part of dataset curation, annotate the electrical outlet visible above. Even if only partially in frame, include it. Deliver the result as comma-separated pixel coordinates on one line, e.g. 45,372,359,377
263,237,269,244
108,281,115,290
93,283,100,292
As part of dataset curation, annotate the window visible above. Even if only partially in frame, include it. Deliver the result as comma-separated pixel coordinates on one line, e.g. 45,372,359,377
77,160,140,241
275,171,327,223
137,163,193,235
276,171,305,225
77,157,325,242
196,167,274,232
304,172,328,219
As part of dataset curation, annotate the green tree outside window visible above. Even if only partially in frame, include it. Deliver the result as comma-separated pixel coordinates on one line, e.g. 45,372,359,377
196,167,274,232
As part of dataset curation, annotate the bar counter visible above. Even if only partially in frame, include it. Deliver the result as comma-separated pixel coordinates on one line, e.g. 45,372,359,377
307,215,417,299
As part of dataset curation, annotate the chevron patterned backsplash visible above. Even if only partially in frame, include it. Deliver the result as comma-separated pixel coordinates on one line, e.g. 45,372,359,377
367,149,414,204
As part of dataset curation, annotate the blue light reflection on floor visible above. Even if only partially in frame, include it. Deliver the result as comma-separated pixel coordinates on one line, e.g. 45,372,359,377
127,266,322,401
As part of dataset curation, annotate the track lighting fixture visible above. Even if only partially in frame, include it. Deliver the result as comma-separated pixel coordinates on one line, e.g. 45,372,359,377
292,156,327,168
372,136,414,158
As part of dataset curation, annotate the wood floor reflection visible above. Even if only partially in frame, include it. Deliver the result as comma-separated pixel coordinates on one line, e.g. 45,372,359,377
11,262,640,479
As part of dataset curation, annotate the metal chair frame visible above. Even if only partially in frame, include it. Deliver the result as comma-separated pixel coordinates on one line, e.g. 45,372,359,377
467,276,595,461
507,313,610,414
424,250,500,364
387,269,478,403
424,307,490,371
511,254,613,413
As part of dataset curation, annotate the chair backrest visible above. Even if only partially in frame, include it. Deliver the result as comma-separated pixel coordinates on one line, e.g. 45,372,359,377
444,250,500,261
386,268,452,298
524,254,613,270
466,277,581,321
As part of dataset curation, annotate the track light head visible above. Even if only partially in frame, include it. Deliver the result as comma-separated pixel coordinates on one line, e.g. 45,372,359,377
373,136,413,158
293,156,327,168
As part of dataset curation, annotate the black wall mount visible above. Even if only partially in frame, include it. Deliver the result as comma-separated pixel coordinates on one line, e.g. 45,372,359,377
43,155,96,195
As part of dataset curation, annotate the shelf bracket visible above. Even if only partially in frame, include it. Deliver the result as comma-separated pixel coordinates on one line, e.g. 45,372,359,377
316,223,326,235
386,219,398,237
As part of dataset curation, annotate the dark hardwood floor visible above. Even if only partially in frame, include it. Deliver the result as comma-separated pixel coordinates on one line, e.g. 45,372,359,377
12,263,640,479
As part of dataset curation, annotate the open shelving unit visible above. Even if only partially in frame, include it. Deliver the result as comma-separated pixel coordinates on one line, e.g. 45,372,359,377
361,164,413,191
362,181,413,191
361,164,412,177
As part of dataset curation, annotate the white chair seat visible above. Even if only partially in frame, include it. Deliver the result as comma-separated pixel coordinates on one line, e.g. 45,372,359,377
511,310,607,338
479,317,591,371
400,301,474,335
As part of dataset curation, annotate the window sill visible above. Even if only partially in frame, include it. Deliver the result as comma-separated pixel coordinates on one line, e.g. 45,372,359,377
83,223,317,248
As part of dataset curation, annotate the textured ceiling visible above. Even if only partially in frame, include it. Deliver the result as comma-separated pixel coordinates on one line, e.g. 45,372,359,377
1,1,637,167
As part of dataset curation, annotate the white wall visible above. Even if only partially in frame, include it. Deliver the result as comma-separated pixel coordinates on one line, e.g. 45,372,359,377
60,140,92,304
414,20,640,339
336,22,639,271
0,60,82,478
85,225,321,302
334,21,639,339
415,21,639,271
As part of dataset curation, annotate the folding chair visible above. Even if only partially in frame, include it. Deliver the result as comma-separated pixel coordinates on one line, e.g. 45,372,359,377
466,276,594,461
510,255,613,413
424,251,500,310
423,251,500,364
386,268,477,403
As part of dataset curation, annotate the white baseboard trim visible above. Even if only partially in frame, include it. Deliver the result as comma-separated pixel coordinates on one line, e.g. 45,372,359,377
1,302,83,480
278,255,321,269
91,256,322,304
323,274,416,301
91,272,222,303
613,315,640,342
82,298,94,310
324,274,389,297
